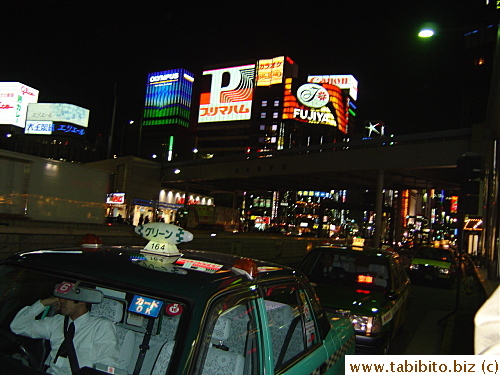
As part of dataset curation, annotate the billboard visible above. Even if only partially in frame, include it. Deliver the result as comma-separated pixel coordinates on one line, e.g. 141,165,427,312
282,78,348,133
143,68,194,127
0,82,39,127
24,121,54,135
24,121,85,136
26,103,89,128
307,75,358,101
198,64,255,123
256,56,285,86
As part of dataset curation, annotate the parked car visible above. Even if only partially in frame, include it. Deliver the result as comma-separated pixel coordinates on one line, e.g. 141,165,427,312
0,223,355,375
409,246,458,286
298,244,411,354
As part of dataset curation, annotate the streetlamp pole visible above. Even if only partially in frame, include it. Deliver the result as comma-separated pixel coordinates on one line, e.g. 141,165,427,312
107,83,117,159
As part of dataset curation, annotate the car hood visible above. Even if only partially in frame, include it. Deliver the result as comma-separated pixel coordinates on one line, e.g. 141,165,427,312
411,258,452,268
313,282,389,316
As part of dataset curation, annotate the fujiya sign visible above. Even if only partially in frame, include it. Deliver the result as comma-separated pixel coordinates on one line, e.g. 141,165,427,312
292,83,336,125
297,83,330,108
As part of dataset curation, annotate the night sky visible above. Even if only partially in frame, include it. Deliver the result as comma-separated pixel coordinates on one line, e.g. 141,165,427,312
2,1,493,141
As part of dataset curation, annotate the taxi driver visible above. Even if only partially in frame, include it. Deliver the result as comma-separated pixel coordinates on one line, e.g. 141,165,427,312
10,282,118,375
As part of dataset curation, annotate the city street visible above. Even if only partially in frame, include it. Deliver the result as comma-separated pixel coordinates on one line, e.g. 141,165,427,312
389,264,486,355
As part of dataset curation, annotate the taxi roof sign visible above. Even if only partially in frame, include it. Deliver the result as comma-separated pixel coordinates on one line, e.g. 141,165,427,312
135,223,193,261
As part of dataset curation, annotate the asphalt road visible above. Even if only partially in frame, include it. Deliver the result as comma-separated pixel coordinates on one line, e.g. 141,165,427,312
389,265,485,355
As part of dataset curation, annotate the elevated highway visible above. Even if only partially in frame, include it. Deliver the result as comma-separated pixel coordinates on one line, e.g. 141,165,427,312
161,128,475,193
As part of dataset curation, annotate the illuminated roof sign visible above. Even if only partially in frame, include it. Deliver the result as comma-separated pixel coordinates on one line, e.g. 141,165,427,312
26,103,90,128
282,78,348,133
198,64,255,123
307,74,358,101
256,56,285,86
0,82,39,128
143,68,194,127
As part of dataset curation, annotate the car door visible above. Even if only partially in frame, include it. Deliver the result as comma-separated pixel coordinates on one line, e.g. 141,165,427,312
257,280,342,375
387,256,410,335
193,289,264,375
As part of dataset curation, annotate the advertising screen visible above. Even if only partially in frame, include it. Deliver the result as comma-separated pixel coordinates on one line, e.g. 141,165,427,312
26,103,89,128
24,121,54,135
307,75,358,101
0,82,39,128
106,193,125,204
256,56,285,86
143,69,194,127
282,78,348,133
198,64,255,123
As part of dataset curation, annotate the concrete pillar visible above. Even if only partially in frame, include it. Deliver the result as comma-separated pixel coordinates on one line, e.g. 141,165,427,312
373,170,384,247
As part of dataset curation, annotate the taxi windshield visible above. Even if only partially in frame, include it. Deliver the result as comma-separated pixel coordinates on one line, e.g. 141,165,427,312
301,251,391,289
0,265,186,375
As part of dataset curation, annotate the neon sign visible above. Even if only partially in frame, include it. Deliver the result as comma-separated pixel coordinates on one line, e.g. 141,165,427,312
282,78,347,133
198,64,255,123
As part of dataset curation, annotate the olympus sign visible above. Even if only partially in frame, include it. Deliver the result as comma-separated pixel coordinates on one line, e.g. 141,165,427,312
149,72,180,83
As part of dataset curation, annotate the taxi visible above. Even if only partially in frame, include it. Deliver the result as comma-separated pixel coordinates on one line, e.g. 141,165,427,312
0,223,355,375
297,244,410,354
409,246,458,286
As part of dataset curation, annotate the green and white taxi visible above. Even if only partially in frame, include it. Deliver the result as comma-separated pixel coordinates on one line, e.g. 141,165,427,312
298,244,410,354
0,223,355,374
409,246,458,286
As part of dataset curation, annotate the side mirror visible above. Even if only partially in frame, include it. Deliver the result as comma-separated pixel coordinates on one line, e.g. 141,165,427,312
386,291,398,301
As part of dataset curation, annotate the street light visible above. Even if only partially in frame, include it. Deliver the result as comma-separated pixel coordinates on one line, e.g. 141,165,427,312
418,22,440,38
418,29,435,38
120,120,134,157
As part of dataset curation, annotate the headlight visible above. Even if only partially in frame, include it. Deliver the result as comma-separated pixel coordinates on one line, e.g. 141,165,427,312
329,309,382,335
351,314,382,335
439,268,450,275
409,264,419,270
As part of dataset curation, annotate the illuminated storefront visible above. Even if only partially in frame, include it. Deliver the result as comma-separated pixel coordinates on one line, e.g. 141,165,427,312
130,190,213,226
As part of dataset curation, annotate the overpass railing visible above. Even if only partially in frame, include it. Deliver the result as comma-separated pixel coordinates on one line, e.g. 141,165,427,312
171,128,471,167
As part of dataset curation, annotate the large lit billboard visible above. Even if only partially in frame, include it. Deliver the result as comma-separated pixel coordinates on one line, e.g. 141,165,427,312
256,56,285,86
143,68,194,127
198,64,255,123
307,75,358,100
0,82,39,127
282,78,348,133
26,103,89,127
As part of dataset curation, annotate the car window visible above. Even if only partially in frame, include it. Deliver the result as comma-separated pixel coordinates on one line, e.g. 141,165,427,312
416,247,454,262
261,283,319,371
393,256,409,287
301,251,390,290
196,292,261,375
0,265,186,375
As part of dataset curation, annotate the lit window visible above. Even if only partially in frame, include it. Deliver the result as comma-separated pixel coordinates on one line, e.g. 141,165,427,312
262,100,268,106
274,100,280,106
261,113,267,118
260,125,265,130
273,112,279,118
271,137,276,143
271,124,278,131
